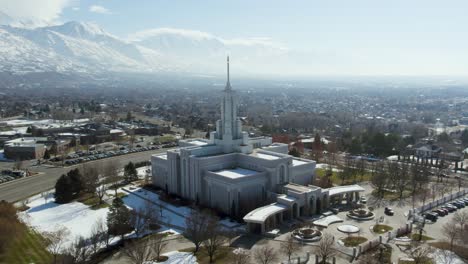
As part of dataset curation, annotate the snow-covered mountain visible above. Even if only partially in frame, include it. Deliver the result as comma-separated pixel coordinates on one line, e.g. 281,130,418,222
0,21,289,75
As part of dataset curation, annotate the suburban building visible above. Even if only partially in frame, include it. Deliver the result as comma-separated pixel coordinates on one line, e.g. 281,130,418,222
4,137,47,160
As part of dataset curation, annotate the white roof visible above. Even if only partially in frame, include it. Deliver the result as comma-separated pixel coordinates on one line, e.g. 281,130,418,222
327,185,365,196
292,159,308,166
243,203,288,223
213,168,258,179
255,153,280,160
190,140,208,146
153,154,167,160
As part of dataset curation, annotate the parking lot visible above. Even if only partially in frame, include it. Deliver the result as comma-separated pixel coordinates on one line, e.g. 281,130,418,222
47,142,177,166
0,169,26,184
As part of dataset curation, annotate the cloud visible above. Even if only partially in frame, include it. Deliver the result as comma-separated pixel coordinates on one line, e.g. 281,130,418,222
0,0,71,26
128,27,216,42
89,5,112,14
128,27,287,50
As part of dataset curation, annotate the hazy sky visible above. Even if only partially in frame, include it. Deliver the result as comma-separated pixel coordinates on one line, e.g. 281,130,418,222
1,0,468,76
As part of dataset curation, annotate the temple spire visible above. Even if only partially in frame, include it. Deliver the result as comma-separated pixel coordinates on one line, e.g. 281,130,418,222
226,56,231,90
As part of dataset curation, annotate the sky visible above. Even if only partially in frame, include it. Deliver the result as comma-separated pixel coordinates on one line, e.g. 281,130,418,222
1,0,468,76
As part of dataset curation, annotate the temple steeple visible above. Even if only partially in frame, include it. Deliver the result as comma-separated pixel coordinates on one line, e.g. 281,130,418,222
226,56,231,90
210,57,252,153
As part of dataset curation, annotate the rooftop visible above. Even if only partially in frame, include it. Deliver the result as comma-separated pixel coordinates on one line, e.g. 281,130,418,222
212,168,259,179
327,185,365,196
251,152,281,160
292,159,308,166
243,203,288,223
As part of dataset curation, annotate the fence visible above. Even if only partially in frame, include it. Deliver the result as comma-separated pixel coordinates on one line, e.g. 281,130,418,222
409,189,468,216
353,222,412,260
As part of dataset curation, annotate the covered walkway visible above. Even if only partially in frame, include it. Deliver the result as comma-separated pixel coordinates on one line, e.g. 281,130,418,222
243,203,288,233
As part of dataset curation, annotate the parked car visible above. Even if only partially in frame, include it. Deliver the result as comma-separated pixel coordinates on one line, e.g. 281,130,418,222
432,209,446,217
384,207,394,216
438,208,449,215
441,205,456,212
424,213,438,222
449,202,464,209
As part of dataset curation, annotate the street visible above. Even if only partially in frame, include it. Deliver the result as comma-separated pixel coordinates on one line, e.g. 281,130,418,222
0,148,170,203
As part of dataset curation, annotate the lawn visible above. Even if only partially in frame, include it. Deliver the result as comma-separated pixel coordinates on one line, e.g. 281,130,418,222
0,226,52,264
372,224,393,234
180,246,234,264
315,168,372,186
77,193,109,210
371,189,412,200
411,233,433,241
399,258,434,264
342,236,368,247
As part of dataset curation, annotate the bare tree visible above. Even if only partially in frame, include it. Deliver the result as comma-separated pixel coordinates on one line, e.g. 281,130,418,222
130,207,149,238
13,159,23,170
371,161,388,199
81,164,99,194
453,211,468,231
122,240,154,264
202,215,226,263
394,163,410,199
408,244,432,264
66,235,90,264
103,160,121,196
184,210,210,252
231,248,250,264
43,227,70,264
253,245,278,264
151,234,168,261
435,249,457,264
317,233,336,264
281,236,300,262
89,218,106,255
443,221,459,251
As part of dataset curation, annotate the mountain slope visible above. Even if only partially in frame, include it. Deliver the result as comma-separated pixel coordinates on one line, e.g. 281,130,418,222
0,21,290,75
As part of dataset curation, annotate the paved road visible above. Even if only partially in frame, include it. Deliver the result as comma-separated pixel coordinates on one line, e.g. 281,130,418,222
0,149,170,203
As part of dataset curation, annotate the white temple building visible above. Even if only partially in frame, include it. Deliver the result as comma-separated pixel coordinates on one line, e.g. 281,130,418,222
151,57,364,233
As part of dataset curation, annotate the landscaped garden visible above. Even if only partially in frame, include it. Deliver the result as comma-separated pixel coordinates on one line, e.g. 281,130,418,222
372,224,393,234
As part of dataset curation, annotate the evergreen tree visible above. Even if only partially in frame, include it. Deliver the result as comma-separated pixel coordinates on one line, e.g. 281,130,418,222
67,169,83,195
55,174,73,203
43,149,50,160
124,162,138,182
107,197,132,240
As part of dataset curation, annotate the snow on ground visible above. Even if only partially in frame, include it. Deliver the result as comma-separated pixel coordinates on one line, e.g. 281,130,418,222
316,163,342,172
122,187,189,230
431,249,465,264
137,166,151,179
148,251,197,264
19,196,110,248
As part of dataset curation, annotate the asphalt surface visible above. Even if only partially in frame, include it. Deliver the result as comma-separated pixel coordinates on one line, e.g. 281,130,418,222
0,148,170,203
